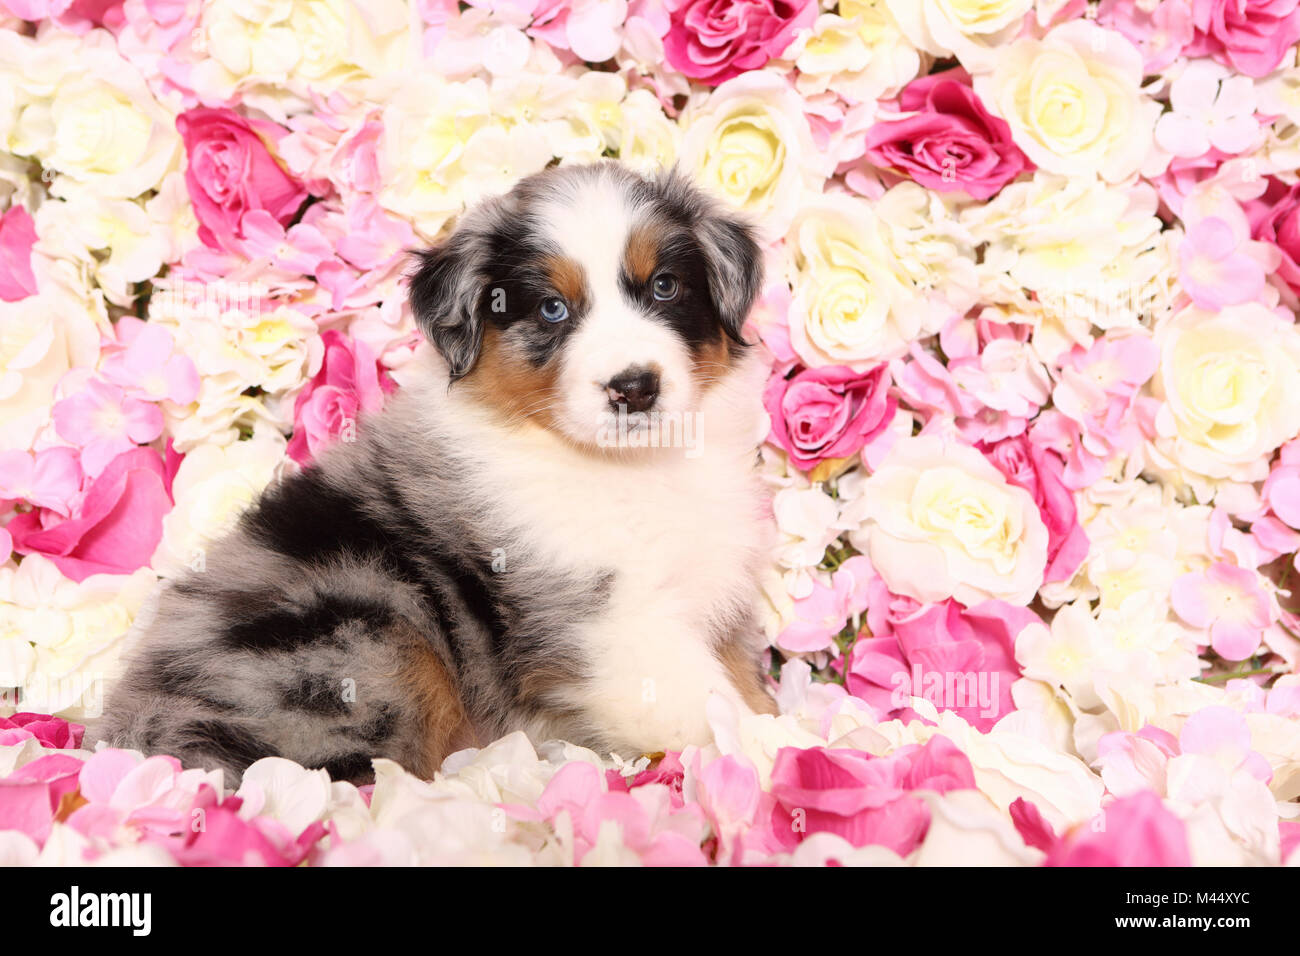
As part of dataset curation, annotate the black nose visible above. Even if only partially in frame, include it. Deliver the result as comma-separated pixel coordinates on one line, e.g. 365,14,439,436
606,368,660,414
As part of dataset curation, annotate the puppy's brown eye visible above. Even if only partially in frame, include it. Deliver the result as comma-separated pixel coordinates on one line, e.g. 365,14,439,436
652,274,679,302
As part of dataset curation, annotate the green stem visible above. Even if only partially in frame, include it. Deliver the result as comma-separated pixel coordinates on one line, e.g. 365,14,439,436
1193,667,1278,685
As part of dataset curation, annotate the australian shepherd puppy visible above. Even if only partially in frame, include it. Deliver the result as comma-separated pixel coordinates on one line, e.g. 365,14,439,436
95,162,777,784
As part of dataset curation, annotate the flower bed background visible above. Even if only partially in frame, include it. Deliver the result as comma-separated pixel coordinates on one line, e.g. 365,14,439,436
3,0,1300,866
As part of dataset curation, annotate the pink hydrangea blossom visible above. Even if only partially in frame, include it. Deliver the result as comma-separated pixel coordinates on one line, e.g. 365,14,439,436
525,0,628,63
1098,0,1196,73
99,318,200,406
52,378,164,479
778,555,872,653
0,446,82,516
1177,216,1272,310
1171,562,1273,661
1035,334,1160,490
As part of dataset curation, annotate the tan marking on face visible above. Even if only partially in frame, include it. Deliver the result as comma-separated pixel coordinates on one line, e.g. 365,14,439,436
623,220,664,284
690,336,736,395
542,254,588,311
463,325,563,429
400,636,477,777
716,639,778,716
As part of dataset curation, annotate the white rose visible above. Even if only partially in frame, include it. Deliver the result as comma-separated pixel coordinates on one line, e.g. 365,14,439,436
379,75,493,240
615,88,680,176
785,4,922,103
1151,302,1300,484
844,434,1049,606
149,287,323,449
886,0,1032,72
785,195,923,367
193,0,411,108
0,285,103,453
678,71,828,239
1,30,181,200
154,431,290,577
0,554,157,717
975,21,1159,183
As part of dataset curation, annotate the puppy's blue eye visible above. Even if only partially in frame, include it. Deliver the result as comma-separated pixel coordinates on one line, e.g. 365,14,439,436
540,297,569,323
652,274,679,302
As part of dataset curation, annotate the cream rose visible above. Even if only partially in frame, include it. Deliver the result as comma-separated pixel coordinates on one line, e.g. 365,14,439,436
153,430,290,577
379,75,493,241
1,30,180,200
1151,302,1300,484
885,0,1032,72
844,434,1049,606
975,21,1159,183
678,71,828,239
192,0,411,108
785,3,922,103
786,195,929,367
0,284,104,453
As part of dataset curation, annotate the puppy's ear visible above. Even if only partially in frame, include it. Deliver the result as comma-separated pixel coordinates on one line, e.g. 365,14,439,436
697,211,763,344
657,167,763,344
408,237,485,380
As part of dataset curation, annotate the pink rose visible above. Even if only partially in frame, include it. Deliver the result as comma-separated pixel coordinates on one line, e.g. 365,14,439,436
1035,791,1193,866
0,203,38,302
981,434,1089,585
171,785,326,866
0,753,84,844
7,446,172,582
663,0,815,86
286,330,394,466
0,0,122,30
1185,0,1300,77
763,363,894,471
1245,177,1300,299
176,107,309,255
863,69,1033,201
0,713,84,749
846,582,1037,732
606,751,687,808
767,736,974,855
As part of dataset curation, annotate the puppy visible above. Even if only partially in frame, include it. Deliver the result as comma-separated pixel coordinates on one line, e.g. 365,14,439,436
95,162,776,785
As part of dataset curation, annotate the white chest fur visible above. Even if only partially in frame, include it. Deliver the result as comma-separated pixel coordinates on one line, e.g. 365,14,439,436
429,358,771,754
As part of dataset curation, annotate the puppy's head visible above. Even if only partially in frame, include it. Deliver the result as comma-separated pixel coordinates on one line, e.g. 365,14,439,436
407,163,762,449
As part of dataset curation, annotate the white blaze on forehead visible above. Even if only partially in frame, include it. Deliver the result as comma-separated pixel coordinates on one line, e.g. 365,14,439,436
533,173,637,296
532,173,699,443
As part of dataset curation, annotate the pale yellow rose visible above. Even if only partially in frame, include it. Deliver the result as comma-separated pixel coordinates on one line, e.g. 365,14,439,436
1151,302,1300,484
975,21,1159,183
679,71,828,238
844,434,1049,606
886,0,1032,72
